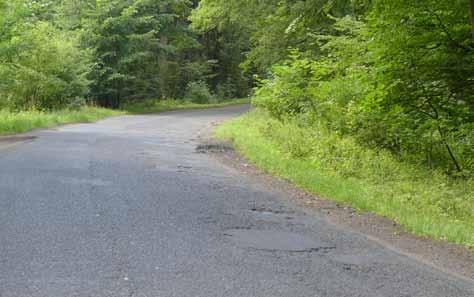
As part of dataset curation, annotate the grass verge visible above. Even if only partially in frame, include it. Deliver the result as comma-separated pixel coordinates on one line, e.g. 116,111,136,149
0,107,124,135
215,109,474,247
122,98,250,114
0,98,250,135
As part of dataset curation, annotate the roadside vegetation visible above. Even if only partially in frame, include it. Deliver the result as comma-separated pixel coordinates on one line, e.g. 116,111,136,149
0,107,123,135
0,0,472,245
122,98,250,114
0,98,248,135
216,110,474,246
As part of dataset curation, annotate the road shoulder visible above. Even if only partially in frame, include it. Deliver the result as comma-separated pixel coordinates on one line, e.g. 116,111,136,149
0,135,37,150
198,128,474,283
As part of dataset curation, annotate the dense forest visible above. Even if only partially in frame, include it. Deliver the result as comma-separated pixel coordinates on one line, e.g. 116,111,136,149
192,0,474,177
0,0,249,110
0,0,473,177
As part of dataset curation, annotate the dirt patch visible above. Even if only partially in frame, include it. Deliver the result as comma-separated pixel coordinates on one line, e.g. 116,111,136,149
0,135,36,150
250,207,294,215
211,140,474,283
0,135,36,142
224,229,335,253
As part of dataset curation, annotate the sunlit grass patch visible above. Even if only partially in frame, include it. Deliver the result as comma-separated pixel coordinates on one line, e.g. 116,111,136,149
0,107,124,135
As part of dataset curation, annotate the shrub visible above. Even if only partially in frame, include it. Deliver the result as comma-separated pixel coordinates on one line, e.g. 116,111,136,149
0,22,92,110
67,97,87,111
252,14,473,177
216,78,238,100
184,81,217,104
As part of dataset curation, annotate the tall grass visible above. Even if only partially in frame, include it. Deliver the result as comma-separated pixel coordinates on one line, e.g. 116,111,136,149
0,107,124,135
216,109,474,246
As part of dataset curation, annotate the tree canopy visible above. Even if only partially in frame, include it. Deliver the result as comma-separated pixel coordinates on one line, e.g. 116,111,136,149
192,0,474,175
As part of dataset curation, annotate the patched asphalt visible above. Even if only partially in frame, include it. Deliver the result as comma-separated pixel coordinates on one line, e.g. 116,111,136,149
1,105,473,296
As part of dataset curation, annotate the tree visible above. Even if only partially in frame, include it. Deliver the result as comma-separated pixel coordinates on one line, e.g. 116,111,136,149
0,1,92,110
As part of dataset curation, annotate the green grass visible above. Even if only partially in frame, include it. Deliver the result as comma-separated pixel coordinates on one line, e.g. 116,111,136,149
216,109,474,247
0,98,250,135
121,98,250,114
0,107,124,135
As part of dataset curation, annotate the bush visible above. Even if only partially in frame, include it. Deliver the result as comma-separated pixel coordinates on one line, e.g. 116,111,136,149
184,81,217,104
67,97,87,111
253,57,316,120
216,78,238,100
0,22,92,110
252,14,473,177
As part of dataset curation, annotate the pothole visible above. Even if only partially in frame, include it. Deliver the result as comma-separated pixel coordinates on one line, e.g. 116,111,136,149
0,135,37,147
196,142,234,153
250,207,294,215
224,229,335,252
331,254,379,274
0,136,37,151
249,208,297,225
177,165,193,169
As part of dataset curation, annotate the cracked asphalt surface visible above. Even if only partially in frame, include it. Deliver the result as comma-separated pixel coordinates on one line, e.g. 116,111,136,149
1,105,473,297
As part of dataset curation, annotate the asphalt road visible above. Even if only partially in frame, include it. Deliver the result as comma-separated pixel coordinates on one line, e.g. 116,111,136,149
1,105,473,297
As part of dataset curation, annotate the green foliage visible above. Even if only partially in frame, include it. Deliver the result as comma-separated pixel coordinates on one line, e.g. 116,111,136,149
85,0,192,106
0,3,92,110
191,0,370,72
0,107,123,135
253,56,317,119
184,81,217,104
364,0,474,174
193,0,473,175
251,4,473,176
83,0,250,107
0,0,251,111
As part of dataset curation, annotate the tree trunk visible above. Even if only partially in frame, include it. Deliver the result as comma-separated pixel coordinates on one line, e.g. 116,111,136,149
437,125,462,173
471,0,474,38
